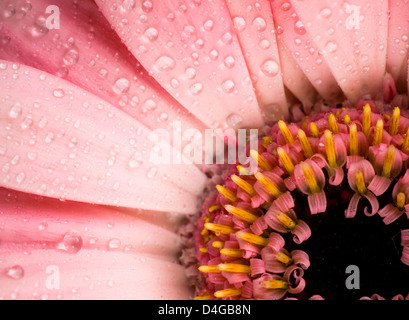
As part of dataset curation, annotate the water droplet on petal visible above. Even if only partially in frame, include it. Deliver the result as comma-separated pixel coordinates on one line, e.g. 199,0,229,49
325,41,338,53
57,232,83,254
62,49,79,66
222,80,235,93
226,113,243,128
233,16,246,32
203,19,214,31
108,238,121,250
224,56,235,68
261,59,279,77
190,83,203,95
9,104,22,119
129,152,143,169
294,20,306,35
253,17,267,32
319,7,332,19
281,2,292,11
6,265,24,280
146,167,158,179
53,89,65,98
142,1,153,12
185,67,196,79
144,27,158,41
155,56,176,71
112,78,130,94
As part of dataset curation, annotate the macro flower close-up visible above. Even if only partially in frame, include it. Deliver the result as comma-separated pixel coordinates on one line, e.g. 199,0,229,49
1,0,409,301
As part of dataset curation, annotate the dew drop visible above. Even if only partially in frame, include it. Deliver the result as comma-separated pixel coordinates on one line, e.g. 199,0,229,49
221,80,235,93
281,2,292,11
294,20,306,35
253,17,267,32
190,82,203,95
108,238,121,250
146,167,158,179
259,39,271,50
9,104,22,119
144,27,159,41
319,7,332,18
224,56,235,68
112,78,130,94
53,88,65,98
15,172,25,184
261,59,279,77
142,1,153,12
185,67,196,80
62,49,79,66
226,113,243,128
325,41,338,53
129,152,143,169
209,49,219,60
56,232,83,254
6,265,24,280
155,56,176,71
203,19,214,31
233,16,246,32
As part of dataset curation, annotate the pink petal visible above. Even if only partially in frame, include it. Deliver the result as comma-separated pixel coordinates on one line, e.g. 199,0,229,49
401,229,409,247
292,220,312,244
271,0,342,101
0,188,191,299
401,247,409,266
291,250,310,270
226,0,288,121
253,273,287,300
367,175,392,196
345,193,361,218
261,247,288,273
294,159,325,195
95,0,264,129
290,0,388,101
347,159,375,192
363,191,379,217
387,0,409,83
369,143,403,178
276,40,317,111
378,203,404,225
0,61,205,213
250,258,266,277
328,167,344,186
0,0,204,134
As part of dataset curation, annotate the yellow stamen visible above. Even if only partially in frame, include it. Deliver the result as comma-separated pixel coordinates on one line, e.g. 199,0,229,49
218,263,251,274
214,288,242,298
194,295,211,300
276,251,293,265
212,241,224,249
254,172,283,198
298,129,314,158
396,192,406,210
328,113,339,134
300,161,320,193
224,205,258,223
216,185,237,202
309,122,319,138
402,127,409,152
324,130,337,168
236,231,269,246
301,116,309,129
231,174,256,196
198,265,221,273
372,119,384,146
362,104,371,137
277,147,295,175
262,280,289,290
220,248,243,258
250,149,273,171
199,248,208,253
278,120,295,144
276,211,297,230
381,144,396,179
237,165,250,176
204,223,235,235
349,123,359,156
355,170,367,195
262,136,274,148
389,107,400,136
208,205,221,213
343,114,351,125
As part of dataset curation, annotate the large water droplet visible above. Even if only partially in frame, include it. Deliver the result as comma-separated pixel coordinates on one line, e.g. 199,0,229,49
6,265,24,280
224,56,235,69
185,67,196,80
294,20,306,35
253,17,267,32
325,41,338,53
190,83,203,95
9,103,22,119
112,78,130,94
144,27,159,41
155,56,176,71
233,16,246,32
261,59,279,77
222,80,235,93
129,152,143,169
319,7,332,19
56,232,83,254
53,88,65,98
142,1,153,12
226,113,243,128
108,238,121,250
62,49,79,66
203,19,214,31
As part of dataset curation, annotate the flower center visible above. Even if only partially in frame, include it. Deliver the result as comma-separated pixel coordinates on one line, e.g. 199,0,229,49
187,104,409,300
